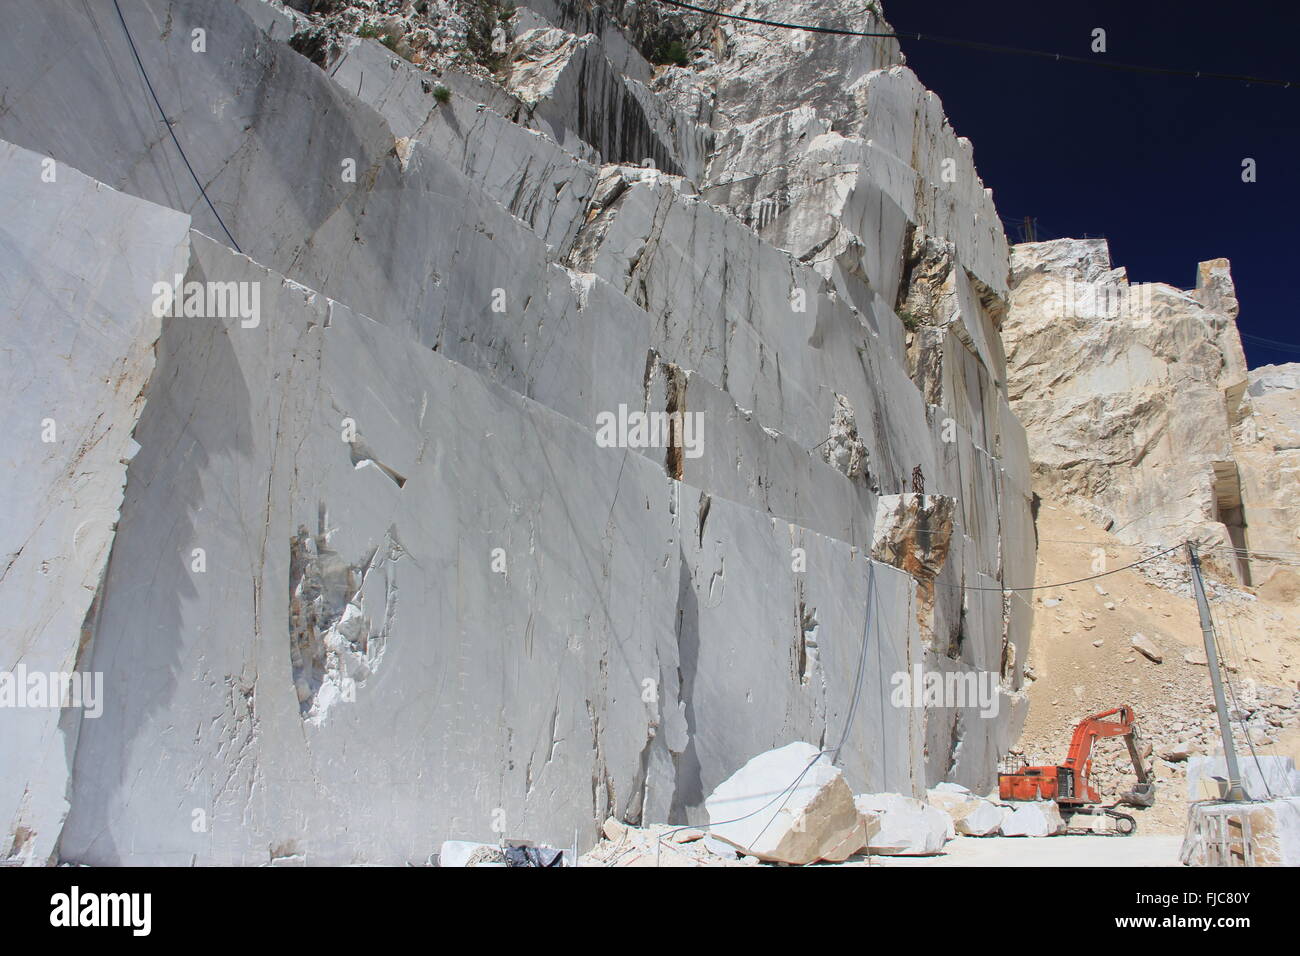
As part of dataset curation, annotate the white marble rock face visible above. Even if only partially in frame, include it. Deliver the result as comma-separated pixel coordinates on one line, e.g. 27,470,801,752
0,0,1036,863
0,142,191,865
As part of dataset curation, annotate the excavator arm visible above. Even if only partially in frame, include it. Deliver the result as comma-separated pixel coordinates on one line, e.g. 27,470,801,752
1063,706,1155,807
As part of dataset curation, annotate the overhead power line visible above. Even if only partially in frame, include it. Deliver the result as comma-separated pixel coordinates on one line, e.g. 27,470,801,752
962,544,1184,592
1241,331,1300,353
651,0,1296,88
110,0,242,253
1205,544,1300,560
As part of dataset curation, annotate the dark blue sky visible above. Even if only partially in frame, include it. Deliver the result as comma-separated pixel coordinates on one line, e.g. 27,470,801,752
885,0,1298,369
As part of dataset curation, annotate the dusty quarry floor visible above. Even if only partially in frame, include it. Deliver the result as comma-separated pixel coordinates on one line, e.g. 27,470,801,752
873,834,1184,867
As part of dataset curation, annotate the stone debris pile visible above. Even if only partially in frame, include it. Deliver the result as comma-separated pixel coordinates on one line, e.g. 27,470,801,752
576,745,1074,866
439,840,572,867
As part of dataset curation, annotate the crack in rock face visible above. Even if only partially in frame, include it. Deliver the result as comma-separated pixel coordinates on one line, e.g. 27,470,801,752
797,599,820,686
288,508,401,724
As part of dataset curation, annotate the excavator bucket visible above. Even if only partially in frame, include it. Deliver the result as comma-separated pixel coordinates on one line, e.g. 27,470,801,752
1120,781,1157,808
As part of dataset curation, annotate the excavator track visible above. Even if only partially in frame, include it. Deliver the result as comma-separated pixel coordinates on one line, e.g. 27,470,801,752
1062,805,1138,836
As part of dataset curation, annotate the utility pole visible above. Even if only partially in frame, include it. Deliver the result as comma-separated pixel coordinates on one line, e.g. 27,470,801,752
1186,541,1247,801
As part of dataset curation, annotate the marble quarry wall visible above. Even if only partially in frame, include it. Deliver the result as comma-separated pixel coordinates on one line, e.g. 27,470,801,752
0,0,1034,864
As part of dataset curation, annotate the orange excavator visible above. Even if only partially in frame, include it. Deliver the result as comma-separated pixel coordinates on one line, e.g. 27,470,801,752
999,706,1156,835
